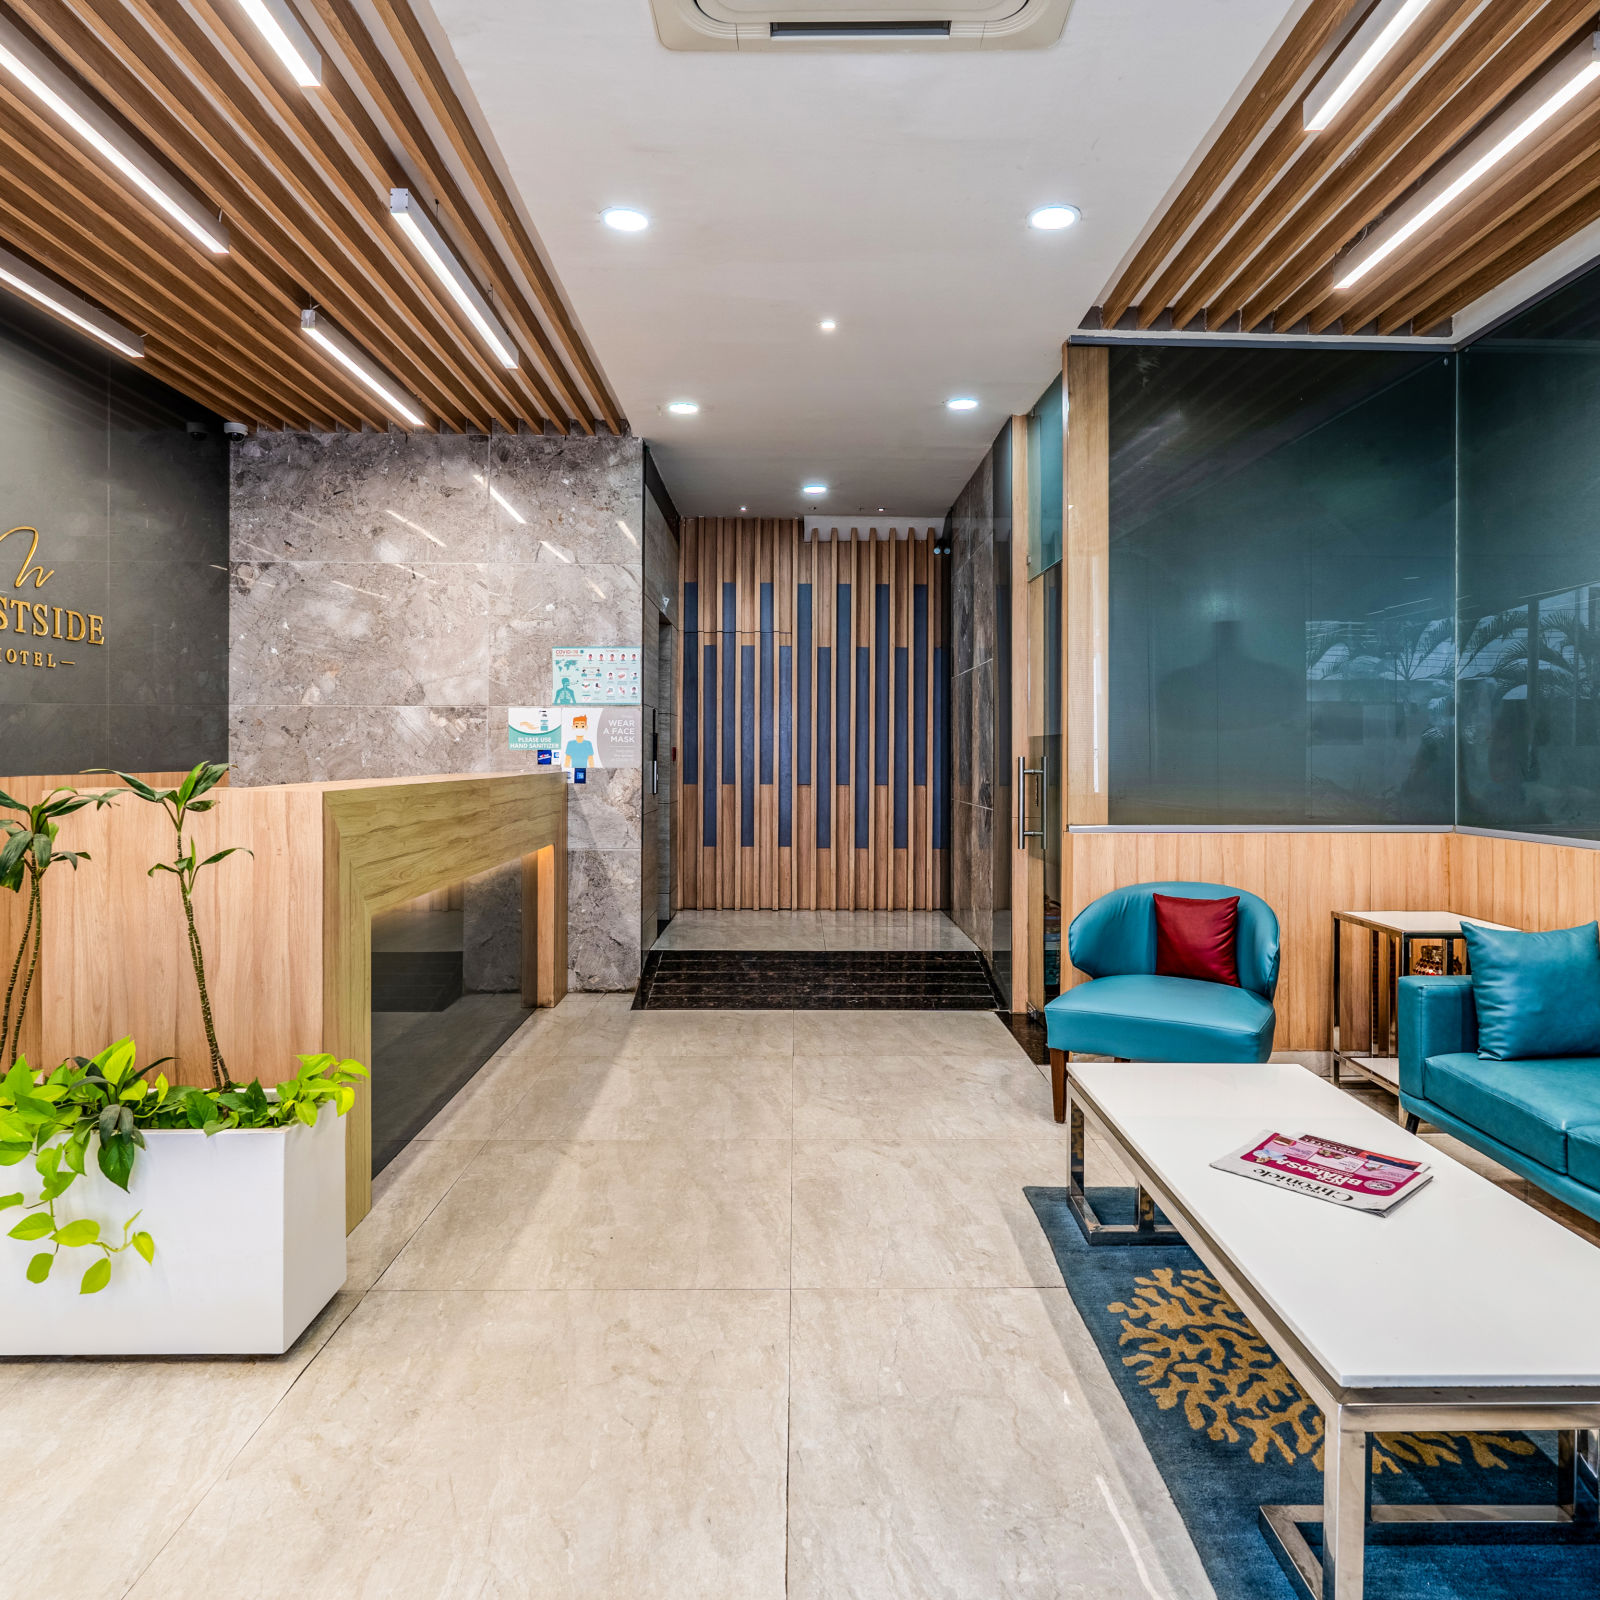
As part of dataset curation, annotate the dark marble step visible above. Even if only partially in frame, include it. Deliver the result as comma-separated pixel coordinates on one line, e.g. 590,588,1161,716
634,949,1007,1011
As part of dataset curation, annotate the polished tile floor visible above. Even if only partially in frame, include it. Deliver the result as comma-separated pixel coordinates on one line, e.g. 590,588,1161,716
10,997,1595,1599
4,994,1211,1600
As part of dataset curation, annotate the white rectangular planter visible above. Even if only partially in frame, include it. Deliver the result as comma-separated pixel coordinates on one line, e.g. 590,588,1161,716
0,1104,346,1356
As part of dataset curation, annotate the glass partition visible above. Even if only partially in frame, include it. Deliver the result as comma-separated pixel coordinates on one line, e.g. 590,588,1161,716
1458,259,1600,839
1107,345,1456,825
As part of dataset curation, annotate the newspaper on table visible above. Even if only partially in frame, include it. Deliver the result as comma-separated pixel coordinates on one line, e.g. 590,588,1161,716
1211,1131,1432,1215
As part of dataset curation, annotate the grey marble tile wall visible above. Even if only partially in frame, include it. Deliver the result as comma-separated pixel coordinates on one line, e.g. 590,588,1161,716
0,301,229,774
639,480,678,954
229,428,647,992
947,448,999,970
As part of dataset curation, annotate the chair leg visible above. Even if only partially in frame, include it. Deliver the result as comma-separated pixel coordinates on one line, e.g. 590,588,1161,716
1403,1112,1420,1135
1051,1049,1067,1124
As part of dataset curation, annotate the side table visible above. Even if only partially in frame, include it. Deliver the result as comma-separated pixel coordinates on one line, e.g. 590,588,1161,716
1330,911,1512,1101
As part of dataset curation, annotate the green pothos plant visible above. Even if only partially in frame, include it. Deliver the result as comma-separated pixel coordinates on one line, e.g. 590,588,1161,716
1,1038,366,1294
0,784,119,1067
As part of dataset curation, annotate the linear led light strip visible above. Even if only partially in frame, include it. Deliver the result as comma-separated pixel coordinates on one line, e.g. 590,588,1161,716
1303,0,1431,132
390,190,519,368
233,0,322,88
300,309,425,428
1335,33,1600,291
0,243,143,360
0,16,228,255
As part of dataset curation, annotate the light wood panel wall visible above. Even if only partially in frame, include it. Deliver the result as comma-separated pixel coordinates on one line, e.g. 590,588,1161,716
1448,832,1600,932
1061,830,1454,1052
677,518,948,910
0,771,566,1226
1064,343,1109,828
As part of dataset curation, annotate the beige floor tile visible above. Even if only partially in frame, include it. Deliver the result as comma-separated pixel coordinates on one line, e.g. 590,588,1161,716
794,1051,1057,1143
0,1291,358,1600
124,1289,790,1600
380,1138,792,1290
495,1053,793,1140
789,1288,1204,1600
652,910,826,950
346,1136,485,1292
595,1007,797,1063
793,1138,1064,1289
791,1008,1018,1059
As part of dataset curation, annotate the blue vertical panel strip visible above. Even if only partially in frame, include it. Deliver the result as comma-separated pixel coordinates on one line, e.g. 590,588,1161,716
740,643,755,846
759,583,774,784
721,582,736,785
913,584,927,786
683,581,699,783
702,642,717,847
893,645,908,847
932,645,948,848
797,584,812,785
855,643,870,847
778,644,792,846
874,584,889,784
816,645,832,847
835,586,851,779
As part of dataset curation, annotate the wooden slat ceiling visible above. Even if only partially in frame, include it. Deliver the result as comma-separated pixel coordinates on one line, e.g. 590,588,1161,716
0,0,622,432
1097,0,1600,339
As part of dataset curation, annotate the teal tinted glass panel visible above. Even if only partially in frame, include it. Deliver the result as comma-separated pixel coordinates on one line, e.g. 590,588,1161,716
1108,346,1455,825
1028,373,1063,575
1459,261,1600,839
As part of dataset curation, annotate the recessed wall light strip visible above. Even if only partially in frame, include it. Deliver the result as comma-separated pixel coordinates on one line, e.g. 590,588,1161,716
0,241,144,358
390,189,519,368
292,0,583,424
300,308,426,428
1334,31,1600,291
233,0,322,88
0,14,229,255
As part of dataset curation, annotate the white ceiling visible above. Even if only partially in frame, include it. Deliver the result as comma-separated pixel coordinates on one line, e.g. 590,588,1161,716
426,0,1302,516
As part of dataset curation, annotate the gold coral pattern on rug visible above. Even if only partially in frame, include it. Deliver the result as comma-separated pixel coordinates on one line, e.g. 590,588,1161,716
1109,1266,1537,1474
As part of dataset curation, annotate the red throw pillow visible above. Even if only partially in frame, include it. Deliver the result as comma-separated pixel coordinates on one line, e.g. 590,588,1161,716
1153,893,1241,987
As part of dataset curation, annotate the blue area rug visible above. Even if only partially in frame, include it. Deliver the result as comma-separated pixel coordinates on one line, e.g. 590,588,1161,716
1026,1186,1600,1599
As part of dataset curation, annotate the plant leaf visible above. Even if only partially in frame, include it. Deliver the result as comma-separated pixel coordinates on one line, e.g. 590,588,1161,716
132,1230,154,1263
53,1218,99,1248
79,1257,111,1294
9,1212,53,1240
0,1191,22,1209
97,1133,136,1192
25,1251,51,1283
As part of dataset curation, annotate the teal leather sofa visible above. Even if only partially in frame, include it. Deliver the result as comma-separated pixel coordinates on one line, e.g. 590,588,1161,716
1399,975,1600,1225
1044,881,1280,1122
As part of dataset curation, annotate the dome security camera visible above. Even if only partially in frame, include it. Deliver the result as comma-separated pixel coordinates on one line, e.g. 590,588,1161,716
223,421,248,442
185,420,209,441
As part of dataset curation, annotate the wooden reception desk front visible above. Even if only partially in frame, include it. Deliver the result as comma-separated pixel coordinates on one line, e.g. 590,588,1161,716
0,772,568,1227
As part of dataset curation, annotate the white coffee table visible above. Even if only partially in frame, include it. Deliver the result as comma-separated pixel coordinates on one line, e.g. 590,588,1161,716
1065,1060,1600,1600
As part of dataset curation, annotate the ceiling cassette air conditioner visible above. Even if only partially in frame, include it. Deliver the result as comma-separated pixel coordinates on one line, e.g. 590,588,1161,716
650,0,1074,51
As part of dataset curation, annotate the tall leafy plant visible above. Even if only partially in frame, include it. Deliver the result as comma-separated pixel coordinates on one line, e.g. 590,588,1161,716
0,786,117,1067
97,764,246,1091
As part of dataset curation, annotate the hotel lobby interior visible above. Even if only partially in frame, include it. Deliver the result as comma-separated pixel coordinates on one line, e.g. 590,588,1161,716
14,1,1600,1596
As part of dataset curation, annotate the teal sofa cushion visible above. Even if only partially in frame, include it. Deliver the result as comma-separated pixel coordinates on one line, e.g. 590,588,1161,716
1044,974,1275,1063
1421,1052,1600,1173
1566,1124,1600,1191
1461,920,1600,1061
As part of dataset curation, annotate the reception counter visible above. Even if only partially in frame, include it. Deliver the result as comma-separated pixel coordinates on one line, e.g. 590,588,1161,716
0,772,567,1226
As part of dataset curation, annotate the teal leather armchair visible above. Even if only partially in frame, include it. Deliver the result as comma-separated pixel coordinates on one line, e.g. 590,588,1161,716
1044,881,1280,1122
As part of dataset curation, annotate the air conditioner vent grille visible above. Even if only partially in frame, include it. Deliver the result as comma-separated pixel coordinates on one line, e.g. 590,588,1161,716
651,0,1073,50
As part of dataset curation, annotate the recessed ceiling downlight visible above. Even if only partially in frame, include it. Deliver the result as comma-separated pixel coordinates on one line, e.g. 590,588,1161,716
667,400,700,415
1028,204,1079,231
819,318,837,332
946,397,978,411
602,206,650,232
802,482,827,496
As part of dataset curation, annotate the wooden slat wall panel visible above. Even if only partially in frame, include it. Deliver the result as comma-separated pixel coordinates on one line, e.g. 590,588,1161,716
674,518,947,911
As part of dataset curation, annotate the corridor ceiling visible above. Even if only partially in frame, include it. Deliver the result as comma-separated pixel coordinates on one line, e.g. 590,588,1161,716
426,0,1303,513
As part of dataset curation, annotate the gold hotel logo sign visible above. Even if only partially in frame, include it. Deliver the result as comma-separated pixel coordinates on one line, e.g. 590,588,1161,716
0,527,105,670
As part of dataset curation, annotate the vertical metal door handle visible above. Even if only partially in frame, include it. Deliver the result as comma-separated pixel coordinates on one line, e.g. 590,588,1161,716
1018,756,1046,846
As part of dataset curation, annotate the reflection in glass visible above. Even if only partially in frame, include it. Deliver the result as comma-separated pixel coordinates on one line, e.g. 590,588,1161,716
1459,257,1600,838
1108,345,1455,825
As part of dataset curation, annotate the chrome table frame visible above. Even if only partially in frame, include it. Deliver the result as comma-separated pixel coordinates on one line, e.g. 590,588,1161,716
1067,1072,1600,1599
